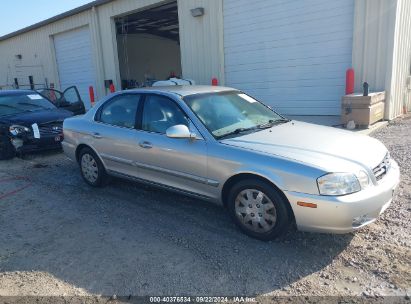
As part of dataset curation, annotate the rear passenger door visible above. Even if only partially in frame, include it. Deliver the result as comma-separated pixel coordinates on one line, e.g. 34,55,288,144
91,93,141,177
134,94,210,197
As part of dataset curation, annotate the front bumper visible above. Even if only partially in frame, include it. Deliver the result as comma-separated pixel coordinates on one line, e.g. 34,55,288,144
11,134,63,153
284,160,400,234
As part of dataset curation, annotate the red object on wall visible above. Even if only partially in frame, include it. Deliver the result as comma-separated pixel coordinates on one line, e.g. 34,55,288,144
346,68,355,95
211,77,218,86
89,86,95,106
109,83,115,93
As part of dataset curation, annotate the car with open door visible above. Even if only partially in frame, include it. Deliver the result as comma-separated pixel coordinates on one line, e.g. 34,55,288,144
0,90,73,159
37,86,85,115
62,86,400,241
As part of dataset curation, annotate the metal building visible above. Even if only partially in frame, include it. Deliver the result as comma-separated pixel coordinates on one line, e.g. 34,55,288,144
0,0,410,120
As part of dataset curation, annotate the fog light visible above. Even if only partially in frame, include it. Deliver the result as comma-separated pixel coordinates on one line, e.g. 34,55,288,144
352,214,373,227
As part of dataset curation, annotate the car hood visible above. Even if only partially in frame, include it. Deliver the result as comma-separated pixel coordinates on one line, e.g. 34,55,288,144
220,121,387,171
0,109,73,126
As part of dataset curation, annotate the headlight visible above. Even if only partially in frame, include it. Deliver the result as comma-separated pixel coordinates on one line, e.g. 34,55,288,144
317,173,361,196
9,125,31,136
356,170,370,189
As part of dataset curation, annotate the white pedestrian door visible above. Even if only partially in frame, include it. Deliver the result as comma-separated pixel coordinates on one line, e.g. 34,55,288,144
54,26,96,109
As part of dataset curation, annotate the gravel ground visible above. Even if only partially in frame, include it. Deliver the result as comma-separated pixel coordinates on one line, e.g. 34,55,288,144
0,116,410,301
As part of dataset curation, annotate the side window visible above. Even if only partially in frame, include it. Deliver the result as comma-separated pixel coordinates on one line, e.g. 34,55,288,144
98,94,140,128
37,89,62,103
63,87,81,104
142,95,189,134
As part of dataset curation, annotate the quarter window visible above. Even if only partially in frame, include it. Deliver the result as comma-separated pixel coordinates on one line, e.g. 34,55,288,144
142,95,189,134
98,94,140,128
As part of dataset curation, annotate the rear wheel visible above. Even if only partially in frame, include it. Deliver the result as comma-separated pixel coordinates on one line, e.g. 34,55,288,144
227,179,291,241
78,147,107,187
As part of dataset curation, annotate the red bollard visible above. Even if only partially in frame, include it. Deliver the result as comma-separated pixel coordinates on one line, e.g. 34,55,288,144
211,77,218,86
346,68,355,95
109,83,115,93
89,86,95,107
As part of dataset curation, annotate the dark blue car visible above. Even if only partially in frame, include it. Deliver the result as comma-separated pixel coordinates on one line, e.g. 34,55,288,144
0,90,73,159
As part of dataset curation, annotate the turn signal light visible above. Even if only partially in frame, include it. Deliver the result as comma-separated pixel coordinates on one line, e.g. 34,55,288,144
297,201,317,208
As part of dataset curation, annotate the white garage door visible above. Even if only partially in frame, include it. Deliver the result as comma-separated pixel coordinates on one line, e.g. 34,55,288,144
54,26,96,109
224,0,355,115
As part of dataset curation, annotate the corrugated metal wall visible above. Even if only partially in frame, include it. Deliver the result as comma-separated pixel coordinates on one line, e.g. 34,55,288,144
352,0,411,119
352,0,397,93
0,0,224,99
389,0,411,117
178,0,224,85
93,0,169,96
0,10,91,90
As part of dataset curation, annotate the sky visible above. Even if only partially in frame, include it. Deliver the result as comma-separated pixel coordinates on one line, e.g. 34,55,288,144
0,0,94,37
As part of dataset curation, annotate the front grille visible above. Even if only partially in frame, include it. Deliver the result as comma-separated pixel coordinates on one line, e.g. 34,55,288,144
38,122,63,136
373,153,391,181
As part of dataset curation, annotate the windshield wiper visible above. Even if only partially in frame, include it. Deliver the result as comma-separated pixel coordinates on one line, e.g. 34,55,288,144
217,126,258,139
258,118,290,129
217,118,291,139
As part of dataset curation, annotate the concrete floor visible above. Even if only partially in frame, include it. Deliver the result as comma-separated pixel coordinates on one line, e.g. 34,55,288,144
1,117,410,297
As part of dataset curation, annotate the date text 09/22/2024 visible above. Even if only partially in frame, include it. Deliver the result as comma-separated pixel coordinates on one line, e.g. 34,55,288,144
149,296,256,303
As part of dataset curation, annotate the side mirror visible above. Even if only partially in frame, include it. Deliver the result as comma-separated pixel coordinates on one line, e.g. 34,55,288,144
166,125,196,139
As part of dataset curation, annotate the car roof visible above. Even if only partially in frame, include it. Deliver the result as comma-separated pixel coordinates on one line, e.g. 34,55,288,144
127,85,237,97
0,89,36,96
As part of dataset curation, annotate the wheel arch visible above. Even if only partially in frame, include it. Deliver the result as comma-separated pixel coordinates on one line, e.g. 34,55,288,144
75,143,105,168
221,173,295,221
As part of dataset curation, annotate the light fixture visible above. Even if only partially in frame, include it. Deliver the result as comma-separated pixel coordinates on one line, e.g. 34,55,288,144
190,7,204,17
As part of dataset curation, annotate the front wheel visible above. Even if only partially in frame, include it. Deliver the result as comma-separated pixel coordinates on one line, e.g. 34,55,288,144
78,147,107,187
227,179,292,241
0,135,15,160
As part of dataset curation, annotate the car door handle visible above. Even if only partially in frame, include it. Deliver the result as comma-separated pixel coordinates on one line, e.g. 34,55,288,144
92,132,103,139
139,141,152,149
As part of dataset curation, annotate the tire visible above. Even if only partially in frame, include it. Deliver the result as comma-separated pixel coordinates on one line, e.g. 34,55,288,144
227,179,292,241
0,135,16,160
78,147,108,187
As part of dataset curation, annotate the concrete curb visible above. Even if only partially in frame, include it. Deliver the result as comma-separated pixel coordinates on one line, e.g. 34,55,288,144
352,120,389,135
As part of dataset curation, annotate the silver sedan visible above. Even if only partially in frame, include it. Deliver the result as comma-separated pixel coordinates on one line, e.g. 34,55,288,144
62,86,400,240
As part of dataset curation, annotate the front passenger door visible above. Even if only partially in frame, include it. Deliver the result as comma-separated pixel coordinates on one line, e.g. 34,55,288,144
135,94,210,197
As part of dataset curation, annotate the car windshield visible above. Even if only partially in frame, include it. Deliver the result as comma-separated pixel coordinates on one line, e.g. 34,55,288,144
0,93,56,117
184,91,287,139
